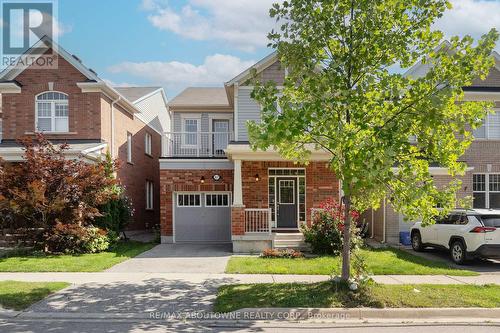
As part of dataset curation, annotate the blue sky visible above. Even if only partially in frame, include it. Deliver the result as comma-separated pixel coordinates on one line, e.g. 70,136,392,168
22,0,500,98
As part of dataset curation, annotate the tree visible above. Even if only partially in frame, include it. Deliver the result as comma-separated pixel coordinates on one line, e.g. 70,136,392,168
249,0,499,281
0,134,116,235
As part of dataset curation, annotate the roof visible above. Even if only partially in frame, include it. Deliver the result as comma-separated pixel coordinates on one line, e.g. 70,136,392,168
114,87,162,103
225,51,277,86
0,140,107,162
168,87,229,108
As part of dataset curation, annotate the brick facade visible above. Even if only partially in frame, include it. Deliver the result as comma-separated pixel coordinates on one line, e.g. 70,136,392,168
1,49,162,230
159,169,234,237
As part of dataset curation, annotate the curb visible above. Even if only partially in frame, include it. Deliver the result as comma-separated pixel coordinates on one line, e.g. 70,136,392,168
1,307,499,322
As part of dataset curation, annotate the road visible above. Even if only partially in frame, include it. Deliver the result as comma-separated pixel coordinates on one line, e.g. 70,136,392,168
1,319,499,332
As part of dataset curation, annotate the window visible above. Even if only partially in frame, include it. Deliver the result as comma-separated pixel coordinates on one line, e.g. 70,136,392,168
145,133,152,155
177,194,201,207
36,92,69,132
127,132,132,163
146,181,154,210
183,119,199,146
473,110,500,139
473,174,500,209
205,193,229,207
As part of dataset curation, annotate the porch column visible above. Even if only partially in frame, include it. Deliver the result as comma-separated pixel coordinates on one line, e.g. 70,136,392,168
233,159,244,206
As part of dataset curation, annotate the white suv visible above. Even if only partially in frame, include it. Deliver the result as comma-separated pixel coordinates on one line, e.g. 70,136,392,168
410,209,500,264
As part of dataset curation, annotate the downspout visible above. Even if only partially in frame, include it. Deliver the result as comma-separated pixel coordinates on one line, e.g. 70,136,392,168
382,197,387,243
110,96,121,158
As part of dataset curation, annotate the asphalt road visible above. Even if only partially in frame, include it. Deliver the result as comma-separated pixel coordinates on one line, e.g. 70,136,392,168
1,319,499,333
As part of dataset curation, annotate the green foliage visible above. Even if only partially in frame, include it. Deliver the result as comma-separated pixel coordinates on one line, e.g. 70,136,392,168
93,151,133,235
249,0,499,226
302,198,362,255
42,222,110,254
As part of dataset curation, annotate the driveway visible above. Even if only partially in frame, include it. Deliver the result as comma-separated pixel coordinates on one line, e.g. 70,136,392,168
401,247,500,274
106,243,233,274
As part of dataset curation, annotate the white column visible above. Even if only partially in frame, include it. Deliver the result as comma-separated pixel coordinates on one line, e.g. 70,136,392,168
233,159,244,206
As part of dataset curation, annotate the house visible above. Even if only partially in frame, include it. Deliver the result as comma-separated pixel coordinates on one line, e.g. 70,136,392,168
159,53,340,252
367,51,500,245
159,50,500,252
0,37,169,231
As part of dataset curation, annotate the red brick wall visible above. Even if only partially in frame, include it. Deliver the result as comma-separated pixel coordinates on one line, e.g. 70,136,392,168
1,50,102,140
241,161,340,225
159,169,234,237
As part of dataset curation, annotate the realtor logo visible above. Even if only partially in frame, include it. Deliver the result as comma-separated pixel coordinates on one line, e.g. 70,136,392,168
1,0,58,69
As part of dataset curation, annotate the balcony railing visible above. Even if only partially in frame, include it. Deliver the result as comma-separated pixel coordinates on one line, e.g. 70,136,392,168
163,132,233,158
245,208,272,234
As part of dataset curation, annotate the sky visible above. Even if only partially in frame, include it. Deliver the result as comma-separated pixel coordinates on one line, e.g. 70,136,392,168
24,0,500,99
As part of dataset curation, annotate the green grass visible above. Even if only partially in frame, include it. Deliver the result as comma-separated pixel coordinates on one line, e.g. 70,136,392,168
0,281,70,310
226,248,478,276
0,241,156,272
214,282,500,312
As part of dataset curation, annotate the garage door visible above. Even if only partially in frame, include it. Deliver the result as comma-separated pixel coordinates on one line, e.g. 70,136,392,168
174,192,231,242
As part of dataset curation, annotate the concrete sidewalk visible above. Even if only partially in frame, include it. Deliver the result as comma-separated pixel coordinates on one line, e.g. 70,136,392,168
0,272,499,285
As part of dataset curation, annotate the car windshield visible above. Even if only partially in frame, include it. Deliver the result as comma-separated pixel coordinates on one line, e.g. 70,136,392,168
479,215,500,228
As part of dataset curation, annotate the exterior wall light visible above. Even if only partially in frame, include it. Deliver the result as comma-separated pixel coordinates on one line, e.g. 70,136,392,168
200,176,205,184
255,174,260,182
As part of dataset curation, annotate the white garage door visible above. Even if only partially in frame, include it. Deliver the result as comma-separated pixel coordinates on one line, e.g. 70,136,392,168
174,192,231,242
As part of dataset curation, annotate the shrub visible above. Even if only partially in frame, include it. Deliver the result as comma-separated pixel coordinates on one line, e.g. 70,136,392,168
94,192,133,235
301,198,362,255
0,134,118,252
42,222,110,254
261,248,304,258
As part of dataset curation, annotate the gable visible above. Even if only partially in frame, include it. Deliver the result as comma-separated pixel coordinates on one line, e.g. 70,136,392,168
471,67,500,88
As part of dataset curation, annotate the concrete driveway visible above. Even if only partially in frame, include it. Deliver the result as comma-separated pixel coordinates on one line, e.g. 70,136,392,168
105,243,233,274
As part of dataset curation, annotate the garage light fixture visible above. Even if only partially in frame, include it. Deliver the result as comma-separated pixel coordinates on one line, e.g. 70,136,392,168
255,174,260,182
200,176,205,184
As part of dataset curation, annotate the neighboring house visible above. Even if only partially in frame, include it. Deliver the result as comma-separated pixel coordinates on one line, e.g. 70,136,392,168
367,51,500,245
0,37,169,230
159,53,339,252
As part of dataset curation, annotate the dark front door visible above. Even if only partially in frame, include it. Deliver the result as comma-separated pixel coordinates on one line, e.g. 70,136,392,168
277,178,298,228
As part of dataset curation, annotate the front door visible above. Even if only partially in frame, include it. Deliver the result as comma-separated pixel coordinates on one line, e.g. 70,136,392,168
277,178,298,228
212,120,229,157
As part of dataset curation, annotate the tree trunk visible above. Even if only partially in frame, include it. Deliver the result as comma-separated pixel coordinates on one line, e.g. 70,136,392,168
341,194,352,281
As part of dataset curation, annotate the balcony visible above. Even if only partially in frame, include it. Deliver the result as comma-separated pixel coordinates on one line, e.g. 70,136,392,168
163,132,234,158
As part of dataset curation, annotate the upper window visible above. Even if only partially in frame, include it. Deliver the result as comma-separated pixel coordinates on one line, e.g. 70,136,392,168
183,119,199,146
36,92,69,132
145,132,152,155
473,110,500,139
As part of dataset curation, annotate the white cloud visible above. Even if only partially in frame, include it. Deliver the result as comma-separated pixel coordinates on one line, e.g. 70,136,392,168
108,53,255,89
435,0,500,50
142,0,278,52
103,79,136,88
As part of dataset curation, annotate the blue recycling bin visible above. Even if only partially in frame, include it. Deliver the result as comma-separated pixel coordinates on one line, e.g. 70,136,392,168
399,231,411,246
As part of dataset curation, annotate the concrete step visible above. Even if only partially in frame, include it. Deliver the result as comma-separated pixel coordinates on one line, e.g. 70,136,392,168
273,233,304,240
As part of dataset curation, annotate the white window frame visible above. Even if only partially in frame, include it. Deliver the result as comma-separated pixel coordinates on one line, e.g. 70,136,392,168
35,91,69,133
474,109,500,140
146,181,154,210
473,173,500,208
145,132,152,155
177,193,202,207
181,115,201,148
205,193,230,207
127,132,133,163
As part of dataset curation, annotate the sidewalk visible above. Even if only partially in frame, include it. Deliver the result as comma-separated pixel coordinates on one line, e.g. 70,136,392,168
0,272,499,285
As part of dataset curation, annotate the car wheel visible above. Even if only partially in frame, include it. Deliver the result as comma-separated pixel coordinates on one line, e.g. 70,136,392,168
411,232,423,252
450,240,467,265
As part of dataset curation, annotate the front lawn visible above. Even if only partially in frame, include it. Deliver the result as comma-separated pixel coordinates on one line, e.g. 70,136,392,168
0,241,156,272
226,248,477,276
0,281,70,310
214,282,500,312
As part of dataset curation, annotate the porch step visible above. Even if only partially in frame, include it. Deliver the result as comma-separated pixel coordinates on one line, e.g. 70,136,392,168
272,233,309,251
